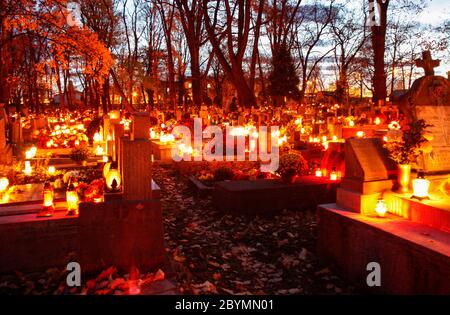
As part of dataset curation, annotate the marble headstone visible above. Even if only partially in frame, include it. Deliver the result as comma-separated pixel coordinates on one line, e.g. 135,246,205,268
398,50,450,174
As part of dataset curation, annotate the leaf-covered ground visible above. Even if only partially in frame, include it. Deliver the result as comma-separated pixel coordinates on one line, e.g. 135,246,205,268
155,164,356,295
0,164,357,295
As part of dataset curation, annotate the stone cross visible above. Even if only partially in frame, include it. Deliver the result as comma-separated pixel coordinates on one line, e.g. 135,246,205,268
415,50,440,76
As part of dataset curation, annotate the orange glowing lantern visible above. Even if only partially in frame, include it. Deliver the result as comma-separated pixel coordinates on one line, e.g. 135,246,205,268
374,117,381,125
105,162,121,191
66,184,79,216
95,145,104,156
23,161,32,175
349,120,355,127
375,198,388,217
315,169,323,177
356,131,365,138
412,171,430,201
109,110,120,120
93,132,103,143
330,167,338,181
48,166,56,175
25,147,36,159
38,182,54,217
0,177,9,193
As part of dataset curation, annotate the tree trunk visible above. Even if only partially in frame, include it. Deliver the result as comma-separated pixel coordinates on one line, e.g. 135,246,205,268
190,48,202,107
370,0,389,105
110,69,134,112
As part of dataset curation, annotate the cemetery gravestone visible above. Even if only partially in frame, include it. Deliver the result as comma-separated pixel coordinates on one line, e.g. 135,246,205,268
0,117,12,164
120,113,153,200
398,50,450,174
337,138,395,214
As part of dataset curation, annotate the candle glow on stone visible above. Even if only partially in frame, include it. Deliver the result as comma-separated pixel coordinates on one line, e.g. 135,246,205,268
23,161,32,175
375,199,388,217
48,166,56,175
0,177,9,193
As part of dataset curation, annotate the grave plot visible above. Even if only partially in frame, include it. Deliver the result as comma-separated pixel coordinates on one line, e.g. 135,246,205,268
318,55,450,294
0,111,170,294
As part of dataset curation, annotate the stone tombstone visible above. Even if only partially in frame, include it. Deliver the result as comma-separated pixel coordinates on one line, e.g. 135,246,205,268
398,50,450,174
337,138,395,214
341,138,394,194
120,112,153,200
11,117,22,145
120,138,153,200
0,117,6,149
79,200,165,273
0,117,12,164
103,115,111,139
113,123,125,162
131,112,151,140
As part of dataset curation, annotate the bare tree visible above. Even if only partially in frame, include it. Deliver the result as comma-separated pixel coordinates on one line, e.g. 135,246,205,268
293,0,336,103
331,2,368,106
203,0,264,108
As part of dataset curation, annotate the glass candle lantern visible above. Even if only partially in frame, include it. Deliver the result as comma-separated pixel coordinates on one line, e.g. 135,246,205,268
23,161,32,175
412,171,430,201
38,182,55,217
48,166,56,175
66,184,79,216
0,177,9,193
105,162,121,191
375,198,388,217
330,167,338,181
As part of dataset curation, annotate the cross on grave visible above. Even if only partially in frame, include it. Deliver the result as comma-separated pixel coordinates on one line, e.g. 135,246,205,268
415,50,440,76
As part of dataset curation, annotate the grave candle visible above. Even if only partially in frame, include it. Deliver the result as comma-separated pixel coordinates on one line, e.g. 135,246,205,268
93,132,103,143
412,171,430,201
95,144,104,156
23,161,32,175
105,162,121,191
48,166,56,175
0,177,9,193
330,167,338,181
375,198,388,218
66,184,79,216
38,182,55,217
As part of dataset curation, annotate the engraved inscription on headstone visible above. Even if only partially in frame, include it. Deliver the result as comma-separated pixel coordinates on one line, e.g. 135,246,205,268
416,106,450,173
345,138,388,182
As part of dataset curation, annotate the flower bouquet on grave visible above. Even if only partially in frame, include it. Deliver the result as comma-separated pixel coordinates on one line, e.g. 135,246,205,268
70,146,92,165
384,119,432,192
77,179,105,202
384,119,432,165
277,152,309,183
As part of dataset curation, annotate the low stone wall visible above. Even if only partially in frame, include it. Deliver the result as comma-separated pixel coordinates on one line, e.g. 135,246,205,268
317,205,450,294
214,176,339,215
0,200,165,274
